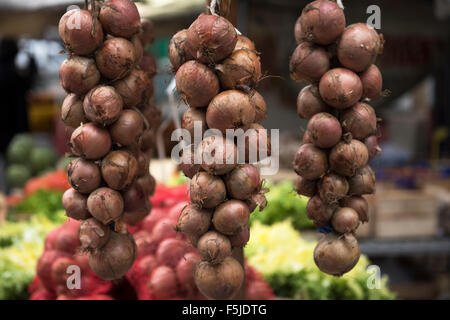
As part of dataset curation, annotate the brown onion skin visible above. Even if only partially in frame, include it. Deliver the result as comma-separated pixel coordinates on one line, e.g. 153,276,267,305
79,218,111,250
185,14,237,64
197,231,231,264
175,60,220,108
250,90,267,123
96,37,136,80
169,29,193,71
216,49,261,90
68,158,101,194
234,35,256,52
180,144,202,179
225,164,261,200
360,64,383,100
332,207,360,234
228,226,250,248
139,51,157,78
297,85,330,120
60,56,100,95
348,165,376,196
319,68,363,109
302,130,314,144
58,9,103,56
290,42,330,83
62,188,91,220
176,203,211,237
307,112,342,148
88,232,137,280
244,123,272,163
292,143,328,180
122,182,151,225
246,192,268,213
113,69,152,108
295,175,317,198
341,102,377,140
61,94,87,128
141,102,161,129
138,19,155,47
206,90,255,134
101,150,138,190
364,135,382,160
340,196,369,223
212,200,250,236
182,107,207,137
194,256,244,300
306,195,336,227
136,173,156,196
314,232,360,276
109,109,144,147
99,0,141,38
318,173,349,204
131,35,143,63
83,86,123,125
197,136,237,175
70,123,112,160
338,23,381,72
189,172,226,209
299,0,346,45
329,139,369,177
87,187,124,224
294,16,303,44
140,130,155,152
133,148,150,177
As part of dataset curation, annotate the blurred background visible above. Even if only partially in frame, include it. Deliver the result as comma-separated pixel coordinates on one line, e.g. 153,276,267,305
0,0,449,300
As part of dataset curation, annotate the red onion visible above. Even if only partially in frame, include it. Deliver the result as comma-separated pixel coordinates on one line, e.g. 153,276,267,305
250,90,267,123
180,144,202,179
244,123,272,163
113,69,152,108
228,226,250,248
109,109,144,147
331,207,360,234
306,112,342,148
364,135,382,160
225,164,261,200
212,200,250,236
340,196,369,223
196,136,237,175
318,172,349,204
83,85,123,125
138,19,155,47
189,172,226,209
182,107,207,137
347,165,376,195
95,37,136,80
295,175,317,198
139,51,157,78
59,56,100,95
176,203,211,237
99,0,141,38
329,139,369,177
61,94,87,128
122,182,151,225
292,143,328,180
234,35,256,51
197,231,231,264
62,188,91,220
79,218,111,250
131,35,143,63
360,64,383,100
87,187,124,224
306,195,336,227
101,150,138,190
341,102,377,140
296,85,330,120
70,123,112,160
290,42,330,83
68,158,101,194
319,68,363,109
169,29,193,71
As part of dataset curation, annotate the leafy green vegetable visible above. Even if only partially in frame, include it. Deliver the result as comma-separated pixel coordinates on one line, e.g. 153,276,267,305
9,190,65,222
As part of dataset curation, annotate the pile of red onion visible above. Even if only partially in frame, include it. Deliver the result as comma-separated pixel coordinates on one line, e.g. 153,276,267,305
170,13,270,299
291,0,384,277
59,0,160,280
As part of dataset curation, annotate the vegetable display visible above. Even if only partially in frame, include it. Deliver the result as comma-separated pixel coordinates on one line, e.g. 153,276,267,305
291,0,384,276
58,0,159,280
170,3,270,299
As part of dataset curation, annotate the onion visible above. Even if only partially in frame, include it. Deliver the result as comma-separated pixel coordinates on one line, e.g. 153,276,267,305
59,56,100,95
246,191,268,212
295,175,317,197
138,19,155,47
176,252,201,293
156,238,189,268
131,35,143,63
182,107,207,137
215,49,261,90
79,218,111,250
306,195,336,227
234,35,256,52
212,200,250,236
314,232,360,276
51,257,77,288
70,123,112,160
139,51,157,78
101,150,138,190
306,112,342,148
62,188,91,220
109,109,144,147
329,139,369,177
37,250,71,290
337,23,381,72
176,203,211,237
228,226,250,248
83,85,123,125
364,135,382,160
140,129,155,152
206,90,255,133
148,266,178,299
99,0,141,38
331,207,360,234
141,102,162,129
294,16,303,44
61,94,87,128
318,172,349,204
340,102,377,140
58,9,103,56
244,123,272,163
185,14,237,63
87,187,124,224
189,171,226,209
194,256,244,300
292,143,328,180
360,64,383,100
347,165,376,195
122,182,151,225
169,29,193,71
290,42,330,83
340,196,369,223
250,90,267,123
135,173,156,196
53,219,82,253
319,68,363,109
225,164,261,200
131,148,149,177
88,231,137,280
68,158,101,194
298,0,346,45
302,130,313,144
95,37,136,80
113,69,152,108
175,60,220,108
197,231,231,264
296,85,330,120
196,136,237,175
180,144,202,179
